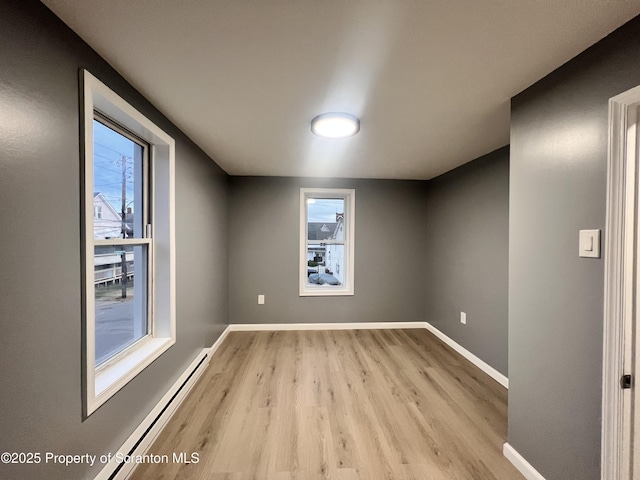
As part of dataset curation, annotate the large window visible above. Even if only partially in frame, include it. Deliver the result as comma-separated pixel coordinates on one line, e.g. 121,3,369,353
83,71,175,415
92,116,150,366
299,188,355,296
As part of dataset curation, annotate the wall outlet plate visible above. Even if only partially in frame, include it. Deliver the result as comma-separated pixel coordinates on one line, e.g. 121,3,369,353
258,294,265,305
461,312,467,324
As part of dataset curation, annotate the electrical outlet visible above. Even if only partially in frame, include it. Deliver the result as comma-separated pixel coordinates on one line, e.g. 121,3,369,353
461,312,467,324
258,294,265,305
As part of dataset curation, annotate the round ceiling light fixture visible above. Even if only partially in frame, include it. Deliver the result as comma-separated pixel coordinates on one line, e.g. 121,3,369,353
311,112,360,138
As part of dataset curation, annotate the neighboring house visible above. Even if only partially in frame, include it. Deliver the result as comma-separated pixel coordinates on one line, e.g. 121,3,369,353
307,214,344,284
93,192,134,285
307,221,337,265
325,214,344,284
93,192,130,240
307,221,338,242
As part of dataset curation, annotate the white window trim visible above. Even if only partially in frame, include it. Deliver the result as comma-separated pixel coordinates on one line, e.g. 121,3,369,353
83,70,176,416
299,188,355,296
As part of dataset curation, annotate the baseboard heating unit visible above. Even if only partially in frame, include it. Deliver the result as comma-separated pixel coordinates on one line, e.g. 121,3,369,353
94,347,212,480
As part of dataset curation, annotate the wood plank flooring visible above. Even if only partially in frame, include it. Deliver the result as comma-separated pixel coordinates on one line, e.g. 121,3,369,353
131,329,523,479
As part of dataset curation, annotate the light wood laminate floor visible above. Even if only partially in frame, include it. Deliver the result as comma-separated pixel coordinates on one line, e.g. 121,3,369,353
131,329,523,479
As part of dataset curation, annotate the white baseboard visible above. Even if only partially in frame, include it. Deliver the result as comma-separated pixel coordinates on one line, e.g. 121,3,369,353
228,321,426,331
229,322,507,388
503,443,546,480
94,332,227,480
210,325,231,352
423,322,508,388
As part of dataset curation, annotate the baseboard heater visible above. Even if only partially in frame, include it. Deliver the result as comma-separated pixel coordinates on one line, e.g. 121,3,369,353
94,348,211,480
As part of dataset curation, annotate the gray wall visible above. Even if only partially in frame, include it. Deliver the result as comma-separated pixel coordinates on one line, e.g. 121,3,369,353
424,147,509,376
509,15,640,480
229,177,425,325
0,1,229,479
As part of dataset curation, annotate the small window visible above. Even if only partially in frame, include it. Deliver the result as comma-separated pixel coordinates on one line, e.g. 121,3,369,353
83,70,176,416
300,188,355,296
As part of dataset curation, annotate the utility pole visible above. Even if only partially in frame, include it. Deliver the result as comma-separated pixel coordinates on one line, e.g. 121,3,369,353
120,154,128,299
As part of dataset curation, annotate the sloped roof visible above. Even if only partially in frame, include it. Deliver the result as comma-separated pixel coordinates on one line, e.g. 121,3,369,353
307,222,338,241
93,192,133,234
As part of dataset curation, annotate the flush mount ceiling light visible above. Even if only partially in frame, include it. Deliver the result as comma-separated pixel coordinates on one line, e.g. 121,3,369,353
311,112,360,138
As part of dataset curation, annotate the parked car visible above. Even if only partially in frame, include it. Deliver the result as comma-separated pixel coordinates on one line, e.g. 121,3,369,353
308,273,340,285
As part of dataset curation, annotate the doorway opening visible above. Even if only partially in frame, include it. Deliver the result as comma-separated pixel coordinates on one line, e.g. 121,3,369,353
602,84,640,480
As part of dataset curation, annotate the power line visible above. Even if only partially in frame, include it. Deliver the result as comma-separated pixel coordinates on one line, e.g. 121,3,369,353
95,181,134,188
94,155,135,171
94,141,132,157
94,165,134,180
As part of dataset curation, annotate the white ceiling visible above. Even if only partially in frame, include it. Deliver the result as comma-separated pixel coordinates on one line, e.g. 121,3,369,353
42,1,640,180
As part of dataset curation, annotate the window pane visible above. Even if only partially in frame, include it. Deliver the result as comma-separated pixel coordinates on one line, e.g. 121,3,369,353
307,198,345,242
93,119,145,240
307,243,344,286
94,245,148,365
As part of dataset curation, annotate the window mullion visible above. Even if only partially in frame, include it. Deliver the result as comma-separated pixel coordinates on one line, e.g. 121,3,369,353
93,238,152,246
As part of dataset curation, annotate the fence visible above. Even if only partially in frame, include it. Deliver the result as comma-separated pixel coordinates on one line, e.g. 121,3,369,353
94,265,134,286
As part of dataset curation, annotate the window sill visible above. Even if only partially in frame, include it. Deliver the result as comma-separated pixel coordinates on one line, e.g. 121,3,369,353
300,285,354,296
89,337,174,414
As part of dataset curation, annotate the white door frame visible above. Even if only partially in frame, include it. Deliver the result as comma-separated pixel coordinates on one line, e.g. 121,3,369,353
602,85,640,480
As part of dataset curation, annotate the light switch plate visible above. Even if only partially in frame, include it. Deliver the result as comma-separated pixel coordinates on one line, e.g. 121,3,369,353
579,229,600,258
258,294,265,305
